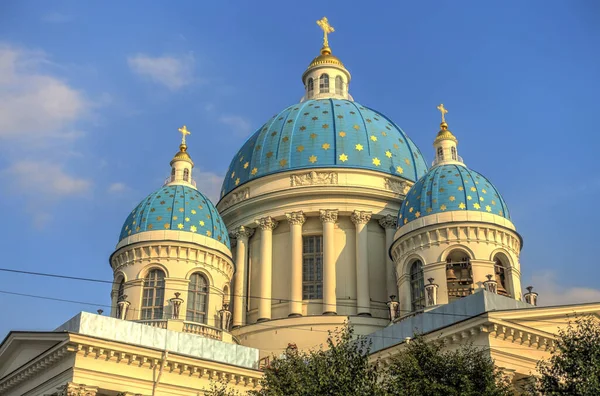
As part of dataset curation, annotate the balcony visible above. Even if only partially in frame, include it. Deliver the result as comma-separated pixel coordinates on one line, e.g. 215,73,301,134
137,319,223,341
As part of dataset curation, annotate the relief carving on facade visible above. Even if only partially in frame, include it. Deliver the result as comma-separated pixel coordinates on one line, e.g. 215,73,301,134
51,383,98,396
230,225,255,241
378,214,398,229
351,210,372,225
220,188,250,210
319,209,339,224
384,178,411,195
286,211,306,225
255,216,279,231
290,171,338,186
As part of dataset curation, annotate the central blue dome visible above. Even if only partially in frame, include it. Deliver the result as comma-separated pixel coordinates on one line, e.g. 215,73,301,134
220,99,428,198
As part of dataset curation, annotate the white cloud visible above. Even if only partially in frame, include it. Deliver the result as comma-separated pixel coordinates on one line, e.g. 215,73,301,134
127,54,195,90
0,45,88,142
108,182,129,194
41,12,72,23
529,271,600,306
4,161,91,197
193,170,223,203
219,115,252,136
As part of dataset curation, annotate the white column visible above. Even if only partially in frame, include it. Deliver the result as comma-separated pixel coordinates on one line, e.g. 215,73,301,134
378,215,398,301
351,211,372,316
319,209,338,315
230,226,254,328
255,216,278,322
286,211,306,317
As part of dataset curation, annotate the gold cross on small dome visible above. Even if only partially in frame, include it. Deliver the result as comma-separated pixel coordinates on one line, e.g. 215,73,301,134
316,17,335,48
178,125,191,144
437,104,448,123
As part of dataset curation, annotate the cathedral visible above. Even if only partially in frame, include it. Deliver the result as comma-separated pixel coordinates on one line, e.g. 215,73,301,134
1,17,598,396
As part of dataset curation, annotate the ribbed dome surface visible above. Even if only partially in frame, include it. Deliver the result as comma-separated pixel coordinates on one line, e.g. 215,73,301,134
220,99,428,198
119,185,230,248
399,164,510,226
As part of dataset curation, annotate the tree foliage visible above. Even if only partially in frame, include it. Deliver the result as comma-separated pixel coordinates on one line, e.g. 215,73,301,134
249,325,382,396
534,315,600,395
381,334,512,396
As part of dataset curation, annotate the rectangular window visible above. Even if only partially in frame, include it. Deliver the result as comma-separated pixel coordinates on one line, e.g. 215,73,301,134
302,235,323,299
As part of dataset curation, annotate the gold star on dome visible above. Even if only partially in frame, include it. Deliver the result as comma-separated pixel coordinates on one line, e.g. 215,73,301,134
279,159,287,167
396,166,404,174
157,216,163,221
322,143,330,150
191,209,196,214
426,207,432,213
309,155,317,163
467,196,472,201
164,223,170,229
439,187,445,193
339,131,346,137
297,145,305,152
353,124,360,130
482,189,487,194
235,178,240,185
244,162,249,169
185,217,190,222
199,220,205,226
448,180,454,184
458,202,466,209
266,151,273,158
206,230,212,237
393,143,399,149
322,124,329,129
404,158,410,165
355,144,364,151
409,207,414,213
449,196,455,201
404,218,408,224
485,205,492,212
415,211,421,218
251,167,258,176
458,186,464,191
440,204,447,211
372,157,381,166
231,171,235,179
382,131,387,136
177,223,184,229
498,210,504,216
491,200,496,205
299,126,306,131
370,135,377,142
339,153,348,162
310,133,318,139
470,186,477,192
148,224,153,230
190,225,197,232
479,196,484,201
473,203,481,209
385,150,392,158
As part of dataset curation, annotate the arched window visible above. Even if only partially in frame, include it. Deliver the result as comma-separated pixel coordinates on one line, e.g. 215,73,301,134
410,261,425,311
335,76,343,95
446,251,473,302
223,284,230,306
171,167,175,176
141,269,165,320
451,146,457,160
494,257,510,296
117,278,125,301
187,273,209,323
307,78,314,98
183,168,190,182
319,74,329,93
437,147,443,160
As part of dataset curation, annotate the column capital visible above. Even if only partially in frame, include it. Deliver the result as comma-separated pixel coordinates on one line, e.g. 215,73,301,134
351,210,372,225
255,216,279,231
319,209,338,223
378,214,398,229
229,225,255,240
286,211,306,225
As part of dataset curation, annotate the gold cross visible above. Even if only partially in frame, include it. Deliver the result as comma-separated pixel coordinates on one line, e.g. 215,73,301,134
316,17,335,48
178,125,191,144
437,104,448,123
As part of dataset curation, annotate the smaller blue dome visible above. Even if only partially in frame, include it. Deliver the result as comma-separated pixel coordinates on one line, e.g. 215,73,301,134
399,164,510,226
119,185,230,249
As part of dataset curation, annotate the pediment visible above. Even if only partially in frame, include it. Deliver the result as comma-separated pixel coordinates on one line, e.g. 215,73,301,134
0,332,67,379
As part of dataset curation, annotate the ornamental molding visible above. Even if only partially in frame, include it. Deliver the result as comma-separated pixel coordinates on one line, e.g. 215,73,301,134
384,178,411,195
220,188,250,210
255,216,279,231
286,211,306,225
229,225,255,240
391,223,521,265
0,344,71,394
48,383,99,396
290,171,338,187
351,210,372,225
111,242,234,279
319,209,339,223
378,214,398,230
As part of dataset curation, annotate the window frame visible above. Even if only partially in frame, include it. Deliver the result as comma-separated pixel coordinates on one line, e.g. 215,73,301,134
335,76,343,95
302,235,323,300
186,273,209,323
307,78,314,98
410,260,425,311
141,269,166,320
319,74,329,93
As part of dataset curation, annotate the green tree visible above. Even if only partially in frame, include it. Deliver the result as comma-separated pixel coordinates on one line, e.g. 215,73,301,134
534,315,600,395
381,334,513,396
249,325,383,396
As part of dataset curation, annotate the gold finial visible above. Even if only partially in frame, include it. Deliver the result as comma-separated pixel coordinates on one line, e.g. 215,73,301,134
316,17,335,54
178,125,191,145
437,104,448,124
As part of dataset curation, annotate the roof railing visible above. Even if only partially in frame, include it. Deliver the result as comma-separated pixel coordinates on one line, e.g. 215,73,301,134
431,155,463,166
163,175,197,187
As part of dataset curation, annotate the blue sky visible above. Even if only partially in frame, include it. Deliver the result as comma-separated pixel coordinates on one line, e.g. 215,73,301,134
1,1,599,338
